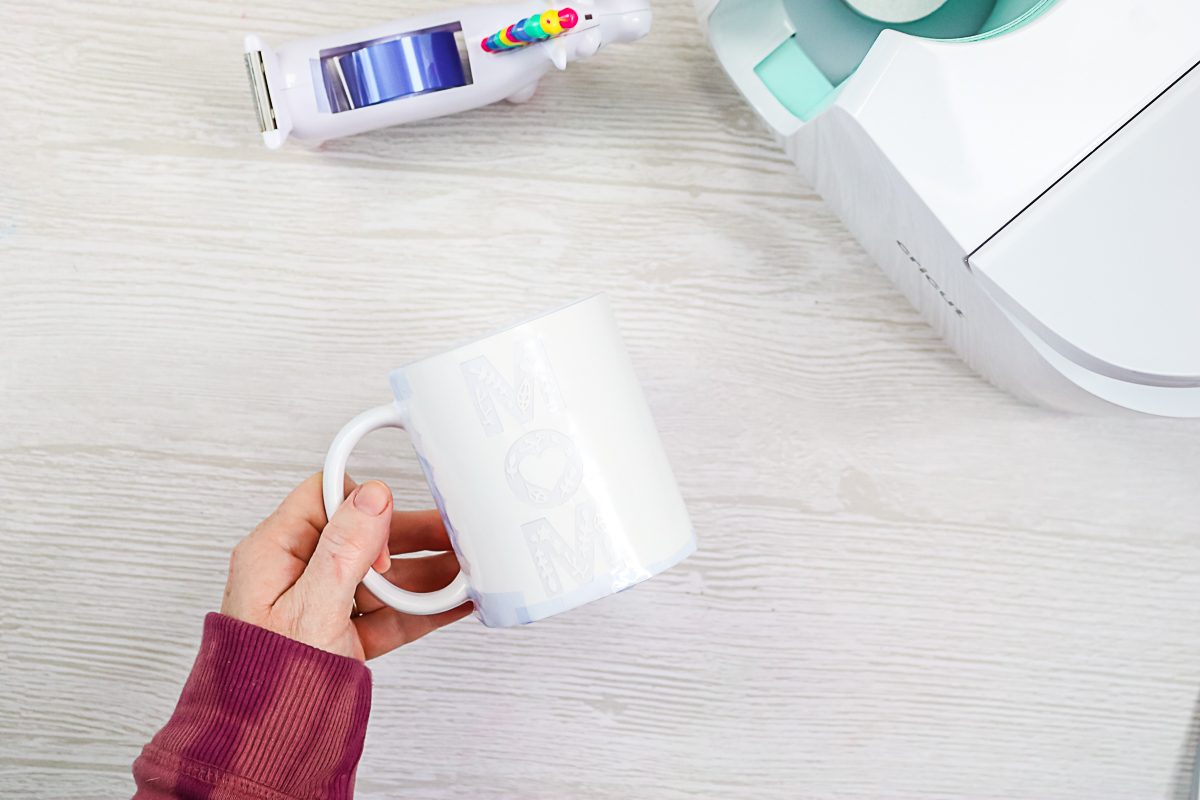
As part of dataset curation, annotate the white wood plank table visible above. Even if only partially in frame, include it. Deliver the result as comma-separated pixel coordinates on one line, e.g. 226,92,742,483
3,1,1200,797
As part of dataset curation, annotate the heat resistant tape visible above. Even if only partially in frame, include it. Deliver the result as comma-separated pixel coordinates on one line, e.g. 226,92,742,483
336,31,466,108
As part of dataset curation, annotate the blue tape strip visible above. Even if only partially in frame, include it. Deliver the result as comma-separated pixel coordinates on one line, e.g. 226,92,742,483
472,534,699,628
338,31,466,108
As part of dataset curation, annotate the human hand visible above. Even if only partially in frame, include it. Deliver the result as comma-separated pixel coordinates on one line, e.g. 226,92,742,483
220,473,472,661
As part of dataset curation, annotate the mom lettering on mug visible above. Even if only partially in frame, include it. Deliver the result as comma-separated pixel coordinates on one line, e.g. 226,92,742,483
323,294,697,628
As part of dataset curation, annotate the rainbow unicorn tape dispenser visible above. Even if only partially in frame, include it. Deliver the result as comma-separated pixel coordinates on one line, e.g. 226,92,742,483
244,0,651,147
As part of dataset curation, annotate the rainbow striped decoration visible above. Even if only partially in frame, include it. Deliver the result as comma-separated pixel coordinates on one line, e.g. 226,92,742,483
481,8,580,53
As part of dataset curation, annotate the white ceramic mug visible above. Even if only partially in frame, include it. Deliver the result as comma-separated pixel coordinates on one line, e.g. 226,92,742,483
322,294,696,628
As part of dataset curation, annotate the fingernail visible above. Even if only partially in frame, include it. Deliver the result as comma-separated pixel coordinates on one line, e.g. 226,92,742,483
354,481,390,516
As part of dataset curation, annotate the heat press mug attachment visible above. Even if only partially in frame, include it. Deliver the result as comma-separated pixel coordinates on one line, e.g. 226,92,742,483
843,0,950,22
322,294,697,628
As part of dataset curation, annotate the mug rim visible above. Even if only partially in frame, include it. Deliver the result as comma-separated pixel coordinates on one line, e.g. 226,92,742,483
402,292,603,369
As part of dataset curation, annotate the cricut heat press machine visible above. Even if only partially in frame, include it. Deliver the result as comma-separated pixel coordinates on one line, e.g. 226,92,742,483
698,0,1200,416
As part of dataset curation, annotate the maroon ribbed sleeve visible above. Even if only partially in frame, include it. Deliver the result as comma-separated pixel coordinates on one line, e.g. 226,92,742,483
132,613,372,800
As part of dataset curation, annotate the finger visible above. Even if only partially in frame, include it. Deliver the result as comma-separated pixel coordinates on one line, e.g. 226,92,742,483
389,509,454,554
372,539,391,576
356,509,451,608
297,480,393,607
253,472,358,563
355,602,474,661
352,551,463,615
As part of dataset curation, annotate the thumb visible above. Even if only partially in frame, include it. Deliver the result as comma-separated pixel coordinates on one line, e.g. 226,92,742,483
299,480,393,605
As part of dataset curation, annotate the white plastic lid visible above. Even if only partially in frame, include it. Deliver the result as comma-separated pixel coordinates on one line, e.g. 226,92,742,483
968,62,1200,387
844,0,949,23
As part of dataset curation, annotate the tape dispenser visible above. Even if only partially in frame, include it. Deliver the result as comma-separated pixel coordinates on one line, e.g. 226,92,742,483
244,0,652,147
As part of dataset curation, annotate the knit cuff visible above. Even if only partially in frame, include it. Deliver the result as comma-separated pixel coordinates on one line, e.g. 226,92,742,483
133,613,372,800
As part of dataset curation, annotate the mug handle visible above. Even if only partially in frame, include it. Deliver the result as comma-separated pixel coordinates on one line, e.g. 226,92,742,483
322,403,470,616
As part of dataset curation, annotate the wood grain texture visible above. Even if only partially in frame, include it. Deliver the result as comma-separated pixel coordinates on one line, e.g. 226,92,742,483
3,1,1200,798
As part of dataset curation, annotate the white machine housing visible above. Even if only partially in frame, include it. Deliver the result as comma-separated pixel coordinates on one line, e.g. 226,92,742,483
698,0,1200,416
